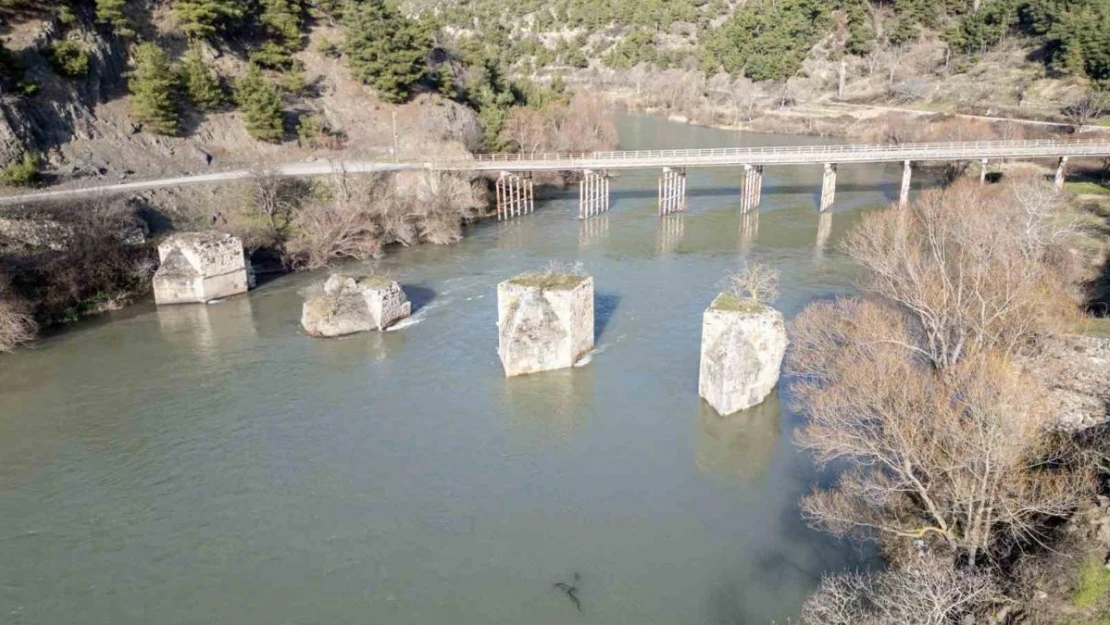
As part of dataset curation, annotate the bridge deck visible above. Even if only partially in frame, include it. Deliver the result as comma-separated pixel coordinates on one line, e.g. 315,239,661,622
3,139,1110,207
439,139,1110,172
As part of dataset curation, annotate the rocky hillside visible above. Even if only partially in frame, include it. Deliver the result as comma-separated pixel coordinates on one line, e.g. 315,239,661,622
0,0,569,186
412,0,1109,127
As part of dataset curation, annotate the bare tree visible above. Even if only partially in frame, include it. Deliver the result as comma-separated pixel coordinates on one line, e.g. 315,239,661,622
841,181,1076,368
722,262,779,304
727,76,764,124
286,172,386,269
1063,86,1108,128
801,556,1004,625
239,170,312,251
499,96,617,154
792,303,1093,566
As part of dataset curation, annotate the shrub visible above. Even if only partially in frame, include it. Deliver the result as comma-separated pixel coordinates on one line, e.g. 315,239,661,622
0,153,41,187
47,40,90,78
0,298,36,352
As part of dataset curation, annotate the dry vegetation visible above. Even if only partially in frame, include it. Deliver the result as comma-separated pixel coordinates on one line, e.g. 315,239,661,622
509,261,588,290
499,96,618,155
791,177,1109,623
721,261,779,305
231,169,482,271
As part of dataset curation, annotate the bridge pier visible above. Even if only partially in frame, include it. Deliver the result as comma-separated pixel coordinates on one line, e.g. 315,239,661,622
979,158,989,185
899,160,913,208
496,171,534,221
579,170,610,219
741,165,763,213
820,163,837,212
658,167,687,216
1055,156,1068,193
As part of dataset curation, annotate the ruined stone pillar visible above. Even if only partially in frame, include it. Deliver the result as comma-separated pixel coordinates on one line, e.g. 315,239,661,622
497,272,595,377
900,160,913,207
979,158,989,185
153,231,250,305
1055,156,1068,194
699,293,787,415
820,163,837,212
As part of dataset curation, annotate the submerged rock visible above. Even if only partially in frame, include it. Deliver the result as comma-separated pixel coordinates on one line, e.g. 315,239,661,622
698,293,787,416
497,272,594,377
152,231,249,305
301,274,411,338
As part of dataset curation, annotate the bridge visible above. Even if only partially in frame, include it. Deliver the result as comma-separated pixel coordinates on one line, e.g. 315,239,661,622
2,139,1109,218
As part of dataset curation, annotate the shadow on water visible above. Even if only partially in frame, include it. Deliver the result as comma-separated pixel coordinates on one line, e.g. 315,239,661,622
403,284,437,313
595,293,620,342
608,183,905,203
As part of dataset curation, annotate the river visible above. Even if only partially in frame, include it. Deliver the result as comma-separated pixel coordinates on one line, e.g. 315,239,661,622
0,114,916,624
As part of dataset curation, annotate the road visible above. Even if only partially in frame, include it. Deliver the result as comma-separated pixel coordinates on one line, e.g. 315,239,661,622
2,138,1109,206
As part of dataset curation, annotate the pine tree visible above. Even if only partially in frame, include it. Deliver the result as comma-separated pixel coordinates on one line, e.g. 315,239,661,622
235,66,285,142
129,43,180,136
96,0,134,37
181,44,225,111
172,0,244,39
342,0,430,103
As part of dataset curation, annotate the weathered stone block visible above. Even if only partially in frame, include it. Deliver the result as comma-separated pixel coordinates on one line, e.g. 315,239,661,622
497,273,594,377
153,231,249,305
699,293,787,415
301,274,411,337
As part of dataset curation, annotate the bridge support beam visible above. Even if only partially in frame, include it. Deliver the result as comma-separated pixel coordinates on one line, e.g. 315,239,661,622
741,165,763,213
496,171,534,221
1055,156,1068,194
579,170,610,219
979,158,989,185
899,160,913,208
658,167,687,216
820,163,837,212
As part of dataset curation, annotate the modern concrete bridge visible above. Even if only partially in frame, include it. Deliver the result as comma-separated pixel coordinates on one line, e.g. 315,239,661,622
470,138,1110,219
2,139,1108,218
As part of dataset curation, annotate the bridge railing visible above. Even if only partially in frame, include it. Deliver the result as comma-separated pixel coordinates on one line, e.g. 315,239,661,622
460,138,1110,165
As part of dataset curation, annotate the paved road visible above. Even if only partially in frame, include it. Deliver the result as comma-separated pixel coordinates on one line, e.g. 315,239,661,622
2,139,1109,206
0,161,422,206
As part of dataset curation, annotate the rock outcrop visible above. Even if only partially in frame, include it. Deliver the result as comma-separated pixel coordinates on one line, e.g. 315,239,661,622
1016,334,1110,432
698,294,787,415
497,273,594,377
152,232,249,305
301,274,411,337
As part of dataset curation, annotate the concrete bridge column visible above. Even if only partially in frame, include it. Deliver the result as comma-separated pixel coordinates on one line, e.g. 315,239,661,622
658,167,687,216
741,165,763,213
579,170,610,219
496,171,534,221
1055,156,1068,194
820,163,837,212
899,160,913,208
979,159,989,185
